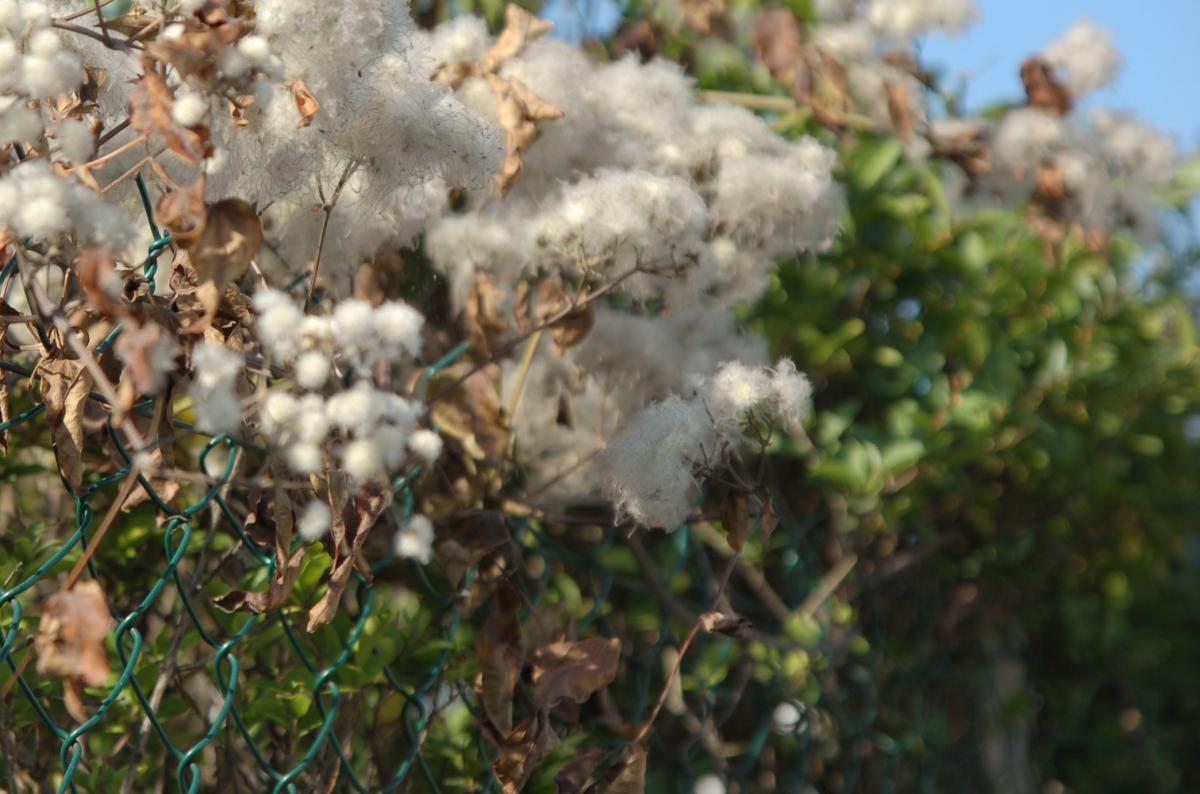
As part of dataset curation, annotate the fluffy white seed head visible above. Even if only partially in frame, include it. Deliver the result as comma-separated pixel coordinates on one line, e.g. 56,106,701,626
298,500,332,541
393,515,435,564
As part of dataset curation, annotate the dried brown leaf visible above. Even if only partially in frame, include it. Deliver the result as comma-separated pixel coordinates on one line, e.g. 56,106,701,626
129,60,207,164
433,61,476,88
215,476,307,613
186,197,262,326
464,273,510,355
699,610,751,637
492,711,561,794
145,17,243,81
480,4,554,74
753,9,802,84
155,176,208,249
884,79,914,142
439,510,510,588
284,78,320,128
39,358,93,493
555,747,607,793
429,363,507,462
306,485,390,631
477,583,522,735
113,319,179,396
606,745,647,794
531,637,621,711
35,581,114,696
1020,56,1072,116
719,489,750,552
486,74,563,196
521,602,567,654
75,246,130,319
535,280,595,351
760,492,779,540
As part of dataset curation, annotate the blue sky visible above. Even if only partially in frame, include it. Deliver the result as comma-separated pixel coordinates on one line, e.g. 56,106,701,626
921,0,1200,148
542,0,1199,149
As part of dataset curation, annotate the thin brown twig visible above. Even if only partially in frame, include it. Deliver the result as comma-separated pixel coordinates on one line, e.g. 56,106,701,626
428,263,651,406
56,0,114,22
634,535,744,744
91,0,113,47
96,117,132,148
63,396,166,590
51,20,134,50
797,553,858,619
80,133,148,171
304,162,358,310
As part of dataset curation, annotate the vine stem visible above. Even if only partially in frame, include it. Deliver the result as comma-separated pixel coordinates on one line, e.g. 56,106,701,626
633,537,744,744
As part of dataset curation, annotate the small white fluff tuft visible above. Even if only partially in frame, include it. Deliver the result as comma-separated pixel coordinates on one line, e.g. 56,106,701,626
1042,18,1121,98
298,500,332,541
393,515,435,564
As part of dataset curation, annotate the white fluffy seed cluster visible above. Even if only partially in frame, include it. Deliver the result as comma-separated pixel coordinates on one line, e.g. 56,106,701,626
190,341,245,434
600,360,812,529
424,22,844,307
252,290,442,485
393,514,435,564
415,19,842,511
1042,18,1121,98
0,2,81,106
0,160,132,247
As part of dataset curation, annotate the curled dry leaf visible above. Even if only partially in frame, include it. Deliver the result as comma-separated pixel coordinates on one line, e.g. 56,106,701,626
438,509,510,588
129,59,208,164
487,74,564,196
75,246,129,319
719,488,750,551
305,484,391,631
555,747,607,794
156,176,208,249
492,711,561,794
215,471,306,614
760,492,779,540
186,197,263,326
429,363,507,462
606,744,647,794
145,15,244,82
699,610,751,637
113,316,181,396
464,273,510,355
35,580,114,722
535,280,595,351
753,9,802,85
480,4,554,74
884,79,915,142
531,636,621,711
477,582,523,735
432,60,476,88
284,78,320,128
39,358,94,493
1020,56,1072,116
